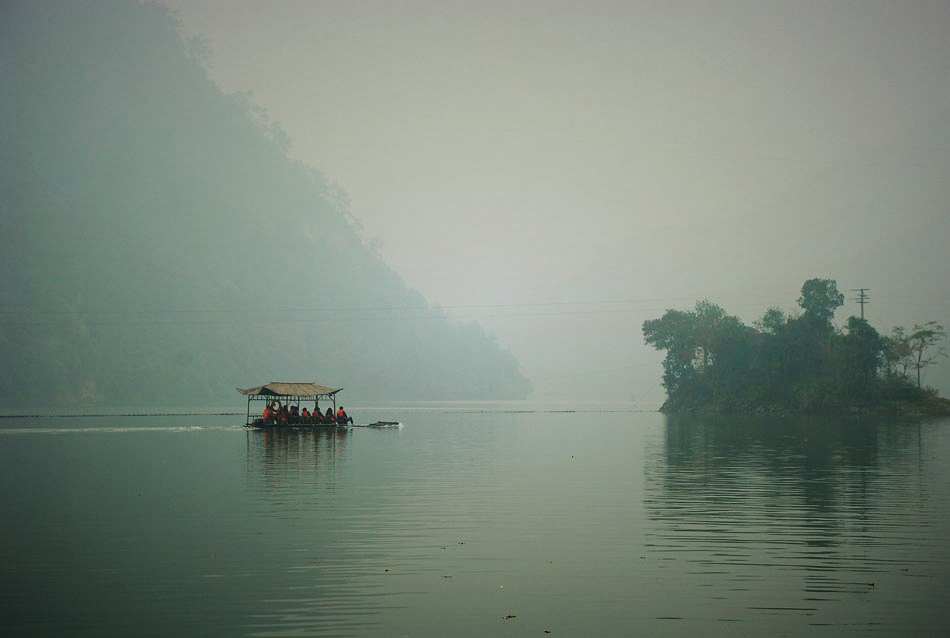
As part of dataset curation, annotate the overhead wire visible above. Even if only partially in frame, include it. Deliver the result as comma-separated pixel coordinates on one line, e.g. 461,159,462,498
0,291,941,328
0,290,786,316
0,301,796,328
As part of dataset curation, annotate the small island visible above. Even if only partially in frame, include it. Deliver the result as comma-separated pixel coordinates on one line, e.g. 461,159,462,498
643,278,950,416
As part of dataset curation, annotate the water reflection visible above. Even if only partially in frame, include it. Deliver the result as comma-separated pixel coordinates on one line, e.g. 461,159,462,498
246,427,351,489
241,428,396,637
644,415,948,630
3,412,948,636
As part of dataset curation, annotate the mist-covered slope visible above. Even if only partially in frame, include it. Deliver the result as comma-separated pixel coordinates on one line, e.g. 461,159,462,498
1,0,531,407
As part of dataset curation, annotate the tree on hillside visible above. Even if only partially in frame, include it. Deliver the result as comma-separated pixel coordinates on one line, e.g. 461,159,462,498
837,317,885,399
642,308,699,397
907,321,947,388
642,300,749,407
797,278,844,325
693,300,729,370
884,326,914,379
755,307,788,335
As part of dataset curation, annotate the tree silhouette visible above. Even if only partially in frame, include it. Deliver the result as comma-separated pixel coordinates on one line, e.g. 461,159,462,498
908,322,947,388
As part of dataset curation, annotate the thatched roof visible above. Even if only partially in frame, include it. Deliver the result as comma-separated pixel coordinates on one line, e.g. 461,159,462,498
237,382,342,398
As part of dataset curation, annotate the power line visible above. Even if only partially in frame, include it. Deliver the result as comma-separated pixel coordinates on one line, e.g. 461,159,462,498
1,289,942,329
0,301,790,328
3,289,942,320
0,290,801,318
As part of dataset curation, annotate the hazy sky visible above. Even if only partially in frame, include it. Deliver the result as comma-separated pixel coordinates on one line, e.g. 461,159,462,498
159,0,950,404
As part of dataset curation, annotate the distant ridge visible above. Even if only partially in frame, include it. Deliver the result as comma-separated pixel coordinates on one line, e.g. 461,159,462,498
1,0,531,407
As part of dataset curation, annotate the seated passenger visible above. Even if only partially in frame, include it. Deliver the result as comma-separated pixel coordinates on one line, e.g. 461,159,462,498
301,407,311,419
262,402,274,423
325,407,335,423
336,406,353,425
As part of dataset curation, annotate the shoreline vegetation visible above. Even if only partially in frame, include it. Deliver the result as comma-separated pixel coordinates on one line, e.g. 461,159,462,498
643,278,950,417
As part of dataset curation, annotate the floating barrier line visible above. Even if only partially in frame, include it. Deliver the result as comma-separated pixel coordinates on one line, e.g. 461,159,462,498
0,408,657,419
0,412,245,419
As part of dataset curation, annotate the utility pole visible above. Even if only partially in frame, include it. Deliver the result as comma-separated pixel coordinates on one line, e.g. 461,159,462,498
852,288,870,321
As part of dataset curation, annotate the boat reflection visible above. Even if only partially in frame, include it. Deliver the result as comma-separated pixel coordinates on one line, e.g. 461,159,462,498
240,426,392,636
246,427,351,489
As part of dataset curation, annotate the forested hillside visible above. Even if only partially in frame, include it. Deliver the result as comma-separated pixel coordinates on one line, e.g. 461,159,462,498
1,1,530,407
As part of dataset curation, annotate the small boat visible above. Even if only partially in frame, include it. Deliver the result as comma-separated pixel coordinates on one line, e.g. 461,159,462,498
238,382,399,429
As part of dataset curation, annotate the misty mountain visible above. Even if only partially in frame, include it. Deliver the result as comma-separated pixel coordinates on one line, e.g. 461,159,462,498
1,0,531,407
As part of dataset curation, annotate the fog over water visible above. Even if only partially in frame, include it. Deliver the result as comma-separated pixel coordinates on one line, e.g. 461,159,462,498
6,4,950,635
159,0,950,405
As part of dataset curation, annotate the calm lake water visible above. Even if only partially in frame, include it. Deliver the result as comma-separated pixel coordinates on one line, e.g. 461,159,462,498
2,405,949,636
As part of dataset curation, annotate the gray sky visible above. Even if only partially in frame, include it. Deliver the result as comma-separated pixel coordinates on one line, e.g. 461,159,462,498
160,0,950,404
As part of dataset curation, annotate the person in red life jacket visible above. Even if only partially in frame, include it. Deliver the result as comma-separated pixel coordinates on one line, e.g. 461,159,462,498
325,407,334,423
278,403,289,424
301,407,311,419
336,406,353,425
262,402,274,424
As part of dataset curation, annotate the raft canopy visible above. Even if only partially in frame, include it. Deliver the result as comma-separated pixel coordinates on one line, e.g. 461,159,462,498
238,382,342,399
239,382,344,426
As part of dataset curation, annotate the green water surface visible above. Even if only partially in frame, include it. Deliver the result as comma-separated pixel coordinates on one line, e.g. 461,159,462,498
2,408,948,636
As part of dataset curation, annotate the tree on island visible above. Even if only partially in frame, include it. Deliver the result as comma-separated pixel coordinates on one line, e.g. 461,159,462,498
797,278,844,325
906,322,947,388
883,322,948,389
643,278,949,415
